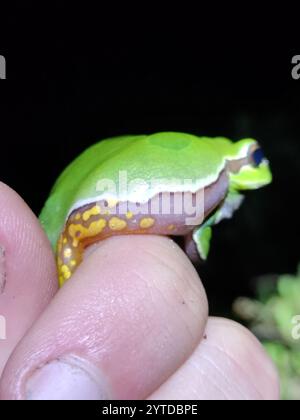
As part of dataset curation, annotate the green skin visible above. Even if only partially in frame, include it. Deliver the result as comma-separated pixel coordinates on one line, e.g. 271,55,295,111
40,132,272,261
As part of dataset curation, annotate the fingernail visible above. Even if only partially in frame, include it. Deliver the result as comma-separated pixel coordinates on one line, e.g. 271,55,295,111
25,355,112,400
0,245,6,294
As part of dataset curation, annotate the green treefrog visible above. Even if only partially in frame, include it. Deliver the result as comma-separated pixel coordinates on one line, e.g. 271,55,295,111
40,132,272,287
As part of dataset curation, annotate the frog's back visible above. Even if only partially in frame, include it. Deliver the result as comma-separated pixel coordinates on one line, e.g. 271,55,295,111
40,132,226,248
40,135,145,247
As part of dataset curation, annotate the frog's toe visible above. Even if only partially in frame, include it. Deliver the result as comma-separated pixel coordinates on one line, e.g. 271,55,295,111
192,225,212,261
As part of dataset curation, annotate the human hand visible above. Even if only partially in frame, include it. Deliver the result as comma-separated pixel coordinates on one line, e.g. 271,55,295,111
0,182,279,400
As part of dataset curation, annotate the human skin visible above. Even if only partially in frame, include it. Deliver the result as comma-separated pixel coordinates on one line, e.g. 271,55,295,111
0,182,280,400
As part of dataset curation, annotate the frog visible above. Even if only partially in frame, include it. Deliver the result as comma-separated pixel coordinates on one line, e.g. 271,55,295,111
39,132,272,287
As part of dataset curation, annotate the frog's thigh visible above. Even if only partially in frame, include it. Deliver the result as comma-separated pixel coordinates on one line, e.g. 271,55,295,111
57,210,108,286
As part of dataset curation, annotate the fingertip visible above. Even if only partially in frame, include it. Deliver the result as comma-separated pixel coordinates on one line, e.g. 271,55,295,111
149,317,280,400
207,317,280,399
0,182,57,376
0,235,208,400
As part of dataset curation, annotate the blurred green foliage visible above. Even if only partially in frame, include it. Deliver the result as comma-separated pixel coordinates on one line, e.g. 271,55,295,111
233,266,300,400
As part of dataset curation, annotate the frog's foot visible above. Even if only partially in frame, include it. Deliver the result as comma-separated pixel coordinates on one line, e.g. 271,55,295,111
184,224,212,262
192,225,212,261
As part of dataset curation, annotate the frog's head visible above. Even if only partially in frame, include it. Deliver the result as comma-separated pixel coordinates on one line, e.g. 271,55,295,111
213,137,272,191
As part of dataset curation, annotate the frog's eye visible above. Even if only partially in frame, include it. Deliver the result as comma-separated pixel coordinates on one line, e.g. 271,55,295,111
251,147,265,167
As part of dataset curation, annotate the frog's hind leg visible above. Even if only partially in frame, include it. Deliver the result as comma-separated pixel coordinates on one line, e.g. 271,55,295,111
188,190,245,262
183,210,216,263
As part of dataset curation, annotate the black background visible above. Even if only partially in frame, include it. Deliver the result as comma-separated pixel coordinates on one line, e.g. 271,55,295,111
0,7,299,315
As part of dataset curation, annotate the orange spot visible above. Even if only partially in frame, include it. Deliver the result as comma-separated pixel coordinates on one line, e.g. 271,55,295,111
83,205,101,221
109,217,127,231
140,217,155,229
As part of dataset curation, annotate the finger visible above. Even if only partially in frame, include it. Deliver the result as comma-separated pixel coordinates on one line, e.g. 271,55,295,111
0,182,58,376
149,317,280,400
0,235,208,400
